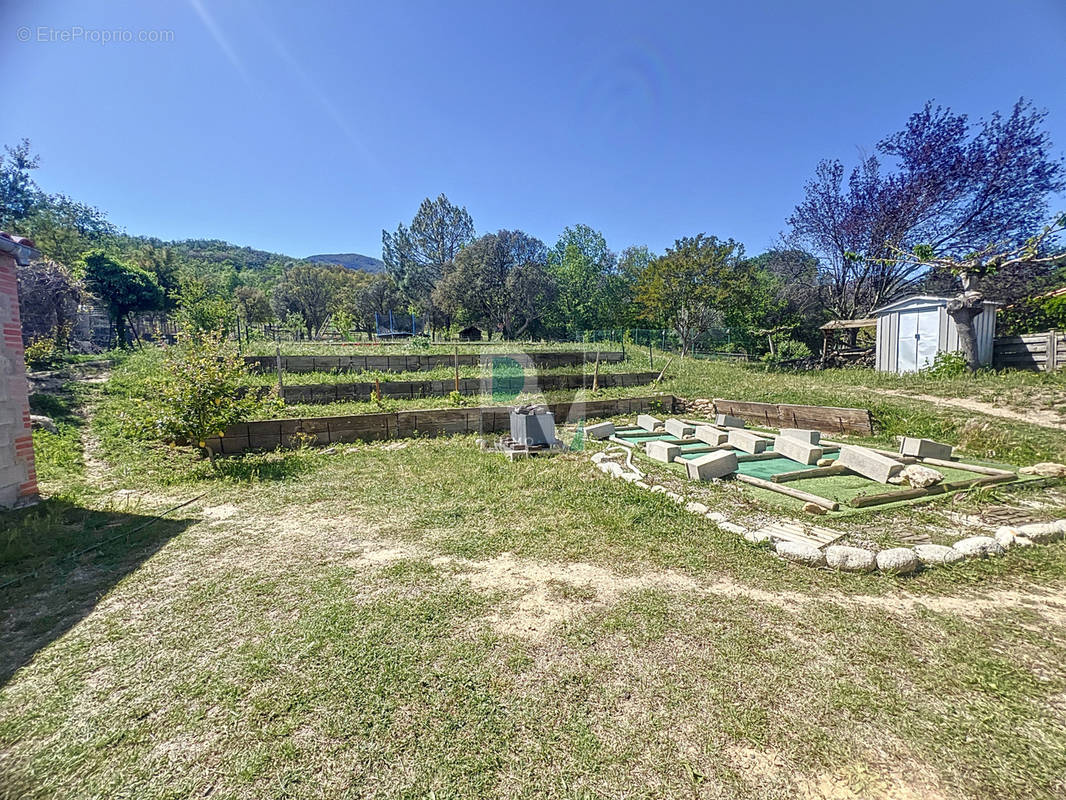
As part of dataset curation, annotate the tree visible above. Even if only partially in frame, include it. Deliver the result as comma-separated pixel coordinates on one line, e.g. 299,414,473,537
788,99,1065,319
636,235,753,355
433,229,554,338
745,249,826,351
271,264,343,338
545,224,623,335
21,194,116,266
83,251,164,347
16,258,83,345
234,286,274,341
129,244,181,310
382,194,475,333
894,215,1066,370
0,139,42,229
176,276,235,335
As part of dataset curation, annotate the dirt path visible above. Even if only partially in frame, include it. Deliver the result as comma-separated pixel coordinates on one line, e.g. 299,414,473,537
879,389,1066,430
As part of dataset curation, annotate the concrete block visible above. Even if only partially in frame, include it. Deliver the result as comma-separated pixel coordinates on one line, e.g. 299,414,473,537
899,437,953,460
686,450,738,481
664,419,695,438
646,440,680,463
715,413,746,428
693,426,728,446
836,445,904,484
637,414,663,432
773,436,823,465
727,429,766,454
585,421,615,440
780,428,820,445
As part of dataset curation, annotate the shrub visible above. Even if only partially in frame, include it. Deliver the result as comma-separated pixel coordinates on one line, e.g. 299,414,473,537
135,331,279,463
761,338,812,365
923,351,969,377
24,335,60,369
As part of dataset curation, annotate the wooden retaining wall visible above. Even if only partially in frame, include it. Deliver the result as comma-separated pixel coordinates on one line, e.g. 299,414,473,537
279,371,659,404
245,351,626,374
992,331,1065,371
206,394,676,455
713,398,874,435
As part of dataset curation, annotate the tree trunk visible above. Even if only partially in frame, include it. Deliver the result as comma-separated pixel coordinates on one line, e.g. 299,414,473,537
946,290,985,372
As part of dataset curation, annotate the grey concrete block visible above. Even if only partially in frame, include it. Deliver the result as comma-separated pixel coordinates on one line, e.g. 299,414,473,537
685,450,738,480
585,421,615,440
727,429,766,454
715,413,746,428
637,414,663,432
693,426,728,446
646,440,681,463
780,428,820,445
664,419,695,438
899,437,954,459
773,436,823,465
836,445,904,484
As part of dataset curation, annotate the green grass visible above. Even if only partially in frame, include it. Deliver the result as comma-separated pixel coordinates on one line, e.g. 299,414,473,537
4,346,1066,798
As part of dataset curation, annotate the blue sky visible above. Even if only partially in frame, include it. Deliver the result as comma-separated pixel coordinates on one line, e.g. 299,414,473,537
2,0,1065,261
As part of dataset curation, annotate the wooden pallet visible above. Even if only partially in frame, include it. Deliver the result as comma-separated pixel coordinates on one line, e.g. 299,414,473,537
751,521,848,549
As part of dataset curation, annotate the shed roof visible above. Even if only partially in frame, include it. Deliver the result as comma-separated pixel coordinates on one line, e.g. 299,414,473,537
871,294,1002,316
820,317,876,331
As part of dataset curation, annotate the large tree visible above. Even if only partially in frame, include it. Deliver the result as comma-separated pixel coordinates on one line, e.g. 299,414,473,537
434,229,554,338
382,194,475,333
271,264,344,338
788,99,1065,319
83,251,164,347
0,139,42,229
545,224,623,335
636,235,754,355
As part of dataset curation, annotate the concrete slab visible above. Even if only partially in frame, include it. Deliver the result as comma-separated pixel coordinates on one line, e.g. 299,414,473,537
716,413,746,428
646,440,681,463
686,450,739,481
780,428,821,445
585,421,615,440
693,426,728,446
899,437,953,460
727,429,766,454
664,419,695,438
773,436,823,465
837,445,904,484
637,414,664,432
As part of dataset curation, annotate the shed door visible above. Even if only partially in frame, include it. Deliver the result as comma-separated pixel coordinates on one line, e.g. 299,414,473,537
896,310,939,373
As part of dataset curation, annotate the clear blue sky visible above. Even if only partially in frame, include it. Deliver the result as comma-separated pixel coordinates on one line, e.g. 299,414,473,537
3,0,1065,260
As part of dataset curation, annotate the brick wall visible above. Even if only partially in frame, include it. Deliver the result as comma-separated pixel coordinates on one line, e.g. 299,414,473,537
0,246,38,506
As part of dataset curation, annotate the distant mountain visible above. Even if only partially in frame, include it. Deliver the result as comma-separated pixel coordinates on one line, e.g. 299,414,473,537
305,252,385,273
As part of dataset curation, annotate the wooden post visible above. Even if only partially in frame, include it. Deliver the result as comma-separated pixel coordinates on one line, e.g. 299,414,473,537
592,351,600,391
454,346,460,393
1048,330,1058,372
648,335,653,370
275,335,284,395
735,473,839,511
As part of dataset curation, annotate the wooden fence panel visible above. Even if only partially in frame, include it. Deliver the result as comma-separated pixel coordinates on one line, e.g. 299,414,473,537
993,331,1064,371
712,399,873,435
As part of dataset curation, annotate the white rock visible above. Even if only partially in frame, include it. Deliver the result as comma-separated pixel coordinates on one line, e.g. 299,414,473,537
744,529,773,544
619,472,639,482
953,536,1006,558
1015,521,1065,543
685,501,709,515
899,464,944,488
776,540,826,567
665,492,684,503
718,521,747,535
705,511,727,522
634,481,650,489
825,545,877,573
591,452,607,464
602,462,624,477
875,548,918,575
994,528,1017,549
650,485,667,493
913,544,965,566
1013,535,1034,547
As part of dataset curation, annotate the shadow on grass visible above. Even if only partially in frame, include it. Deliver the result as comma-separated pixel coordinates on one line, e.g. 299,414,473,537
0,498,193,686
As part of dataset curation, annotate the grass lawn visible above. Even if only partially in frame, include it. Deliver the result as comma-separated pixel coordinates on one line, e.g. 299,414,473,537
2,352,1066,799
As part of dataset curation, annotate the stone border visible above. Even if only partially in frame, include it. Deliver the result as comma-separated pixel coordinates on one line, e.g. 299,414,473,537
589,450,1066,576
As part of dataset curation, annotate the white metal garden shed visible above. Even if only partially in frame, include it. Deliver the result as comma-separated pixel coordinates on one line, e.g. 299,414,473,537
872,294,999,373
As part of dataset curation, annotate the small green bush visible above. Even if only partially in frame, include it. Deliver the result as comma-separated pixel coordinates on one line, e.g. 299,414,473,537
923,351,969,377
24,336,60,369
